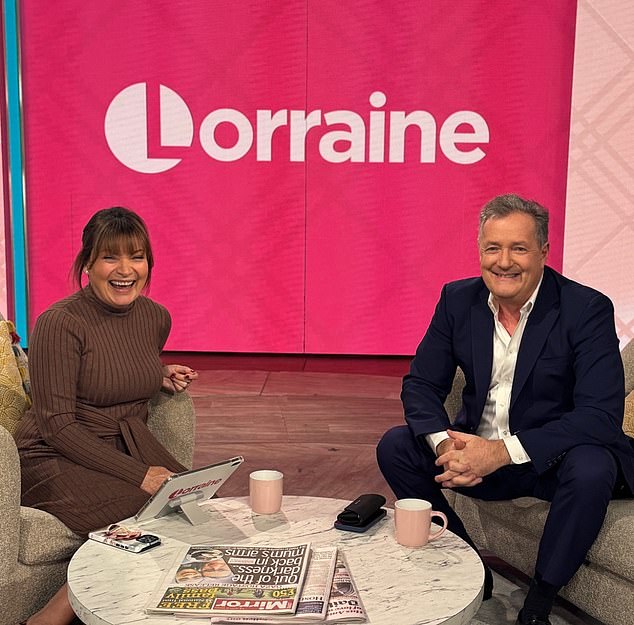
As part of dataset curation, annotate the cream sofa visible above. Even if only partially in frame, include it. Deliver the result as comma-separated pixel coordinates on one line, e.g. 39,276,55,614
444,340,634,625
0,390,195,625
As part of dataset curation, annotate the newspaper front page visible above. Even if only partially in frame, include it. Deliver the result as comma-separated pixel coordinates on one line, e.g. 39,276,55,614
146,543,311,616
210,550,367,624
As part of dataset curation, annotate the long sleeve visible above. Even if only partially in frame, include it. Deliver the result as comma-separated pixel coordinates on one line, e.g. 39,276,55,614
402,283,462,439
21,289,182,486
516,292,625,472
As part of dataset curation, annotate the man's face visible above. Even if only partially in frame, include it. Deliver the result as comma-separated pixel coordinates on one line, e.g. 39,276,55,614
479,212,548,310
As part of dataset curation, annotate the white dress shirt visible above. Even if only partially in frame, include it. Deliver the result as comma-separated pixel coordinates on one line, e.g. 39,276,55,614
426,276,543,464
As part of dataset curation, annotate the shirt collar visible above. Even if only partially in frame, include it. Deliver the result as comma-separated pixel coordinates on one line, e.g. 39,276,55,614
487,272,544,316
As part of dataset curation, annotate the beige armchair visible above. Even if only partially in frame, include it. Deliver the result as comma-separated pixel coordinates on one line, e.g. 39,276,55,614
444,340,634,625
0,390,196,625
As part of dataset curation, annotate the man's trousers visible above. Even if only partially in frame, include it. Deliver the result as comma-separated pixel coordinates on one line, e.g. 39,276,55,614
377,425,618,587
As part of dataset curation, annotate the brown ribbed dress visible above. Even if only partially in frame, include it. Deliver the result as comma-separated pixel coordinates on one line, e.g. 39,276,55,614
15,286,186,536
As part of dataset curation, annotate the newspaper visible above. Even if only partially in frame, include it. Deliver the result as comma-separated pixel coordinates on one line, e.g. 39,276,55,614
209,551,367,624
209,547,337,624
289,547,338,621
146,543,311,616
325,554,367,623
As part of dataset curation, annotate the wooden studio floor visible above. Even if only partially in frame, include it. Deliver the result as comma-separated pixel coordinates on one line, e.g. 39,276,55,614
186,360,408,505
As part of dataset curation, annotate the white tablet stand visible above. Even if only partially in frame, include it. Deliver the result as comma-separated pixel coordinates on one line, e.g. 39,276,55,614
167,492,210,525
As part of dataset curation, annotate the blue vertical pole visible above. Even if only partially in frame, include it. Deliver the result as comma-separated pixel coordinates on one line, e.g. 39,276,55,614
2,0,28,342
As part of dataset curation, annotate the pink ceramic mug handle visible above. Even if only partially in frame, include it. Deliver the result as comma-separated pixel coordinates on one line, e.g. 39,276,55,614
429,510,448,540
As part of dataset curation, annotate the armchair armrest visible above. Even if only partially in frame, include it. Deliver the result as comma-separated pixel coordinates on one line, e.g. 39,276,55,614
147,390,195,469
0,425,21,579
18,507,83,565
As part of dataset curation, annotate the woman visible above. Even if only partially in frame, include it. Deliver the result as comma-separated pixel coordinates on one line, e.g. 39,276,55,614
15,207,198,625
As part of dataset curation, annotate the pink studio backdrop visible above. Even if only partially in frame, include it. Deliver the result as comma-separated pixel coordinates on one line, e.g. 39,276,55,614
19,1,576,354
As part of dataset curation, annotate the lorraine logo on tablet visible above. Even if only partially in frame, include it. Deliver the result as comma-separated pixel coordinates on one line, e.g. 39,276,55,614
168,478,222,500
105,83,490,173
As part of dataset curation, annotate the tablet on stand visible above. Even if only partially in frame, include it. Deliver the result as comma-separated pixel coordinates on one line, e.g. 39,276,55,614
135,456,244,525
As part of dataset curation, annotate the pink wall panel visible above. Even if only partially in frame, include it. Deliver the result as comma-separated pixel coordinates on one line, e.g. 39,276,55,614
19,1,576,354
304,2,576,353
21,1,308,352
564,0,634,347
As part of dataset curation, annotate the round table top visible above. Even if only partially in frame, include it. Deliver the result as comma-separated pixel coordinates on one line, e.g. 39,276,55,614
68,495,483,625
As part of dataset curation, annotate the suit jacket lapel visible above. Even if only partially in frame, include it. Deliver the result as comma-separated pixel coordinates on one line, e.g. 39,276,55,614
511,269,560,409
471,286,494,419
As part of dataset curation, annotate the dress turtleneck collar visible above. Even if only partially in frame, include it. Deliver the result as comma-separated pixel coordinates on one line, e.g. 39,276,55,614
82,283,137,316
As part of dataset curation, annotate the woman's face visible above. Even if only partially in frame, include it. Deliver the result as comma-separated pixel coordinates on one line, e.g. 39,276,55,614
87,243,148,309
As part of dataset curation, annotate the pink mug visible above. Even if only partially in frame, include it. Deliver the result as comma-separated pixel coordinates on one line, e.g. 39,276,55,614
394,498,448,547
249,470,283,514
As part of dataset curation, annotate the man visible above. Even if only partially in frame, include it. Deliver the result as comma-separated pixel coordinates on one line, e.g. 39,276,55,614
377,194,634,625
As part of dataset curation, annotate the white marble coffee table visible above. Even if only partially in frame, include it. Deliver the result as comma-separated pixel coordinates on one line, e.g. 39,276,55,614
68,496,483,625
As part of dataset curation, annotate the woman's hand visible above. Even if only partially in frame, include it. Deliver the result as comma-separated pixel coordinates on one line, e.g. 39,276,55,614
162,364,198,393
141,465,174,495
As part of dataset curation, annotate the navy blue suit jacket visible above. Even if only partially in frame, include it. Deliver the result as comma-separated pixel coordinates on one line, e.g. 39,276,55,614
402,266,634,491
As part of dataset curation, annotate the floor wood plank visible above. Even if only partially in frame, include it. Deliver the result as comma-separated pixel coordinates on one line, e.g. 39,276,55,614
189,370,269,396
262,371,402,399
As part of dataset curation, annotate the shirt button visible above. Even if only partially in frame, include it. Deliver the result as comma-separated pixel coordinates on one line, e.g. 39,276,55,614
502,430,509,436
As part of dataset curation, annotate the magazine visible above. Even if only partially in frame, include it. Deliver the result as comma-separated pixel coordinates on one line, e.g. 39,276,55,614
146,543,311,616
209,551,367,624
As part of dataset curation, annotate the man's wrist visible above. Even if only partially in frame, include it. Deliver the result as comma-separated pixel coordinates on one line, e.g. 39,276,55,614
496,439,512,466
435,438,453,457
502,435,531,464
426,432,450,455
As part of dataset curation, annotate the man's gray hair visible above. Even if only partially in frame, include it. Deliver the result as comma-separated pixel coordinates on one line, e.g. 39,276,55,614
478,194,549,248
